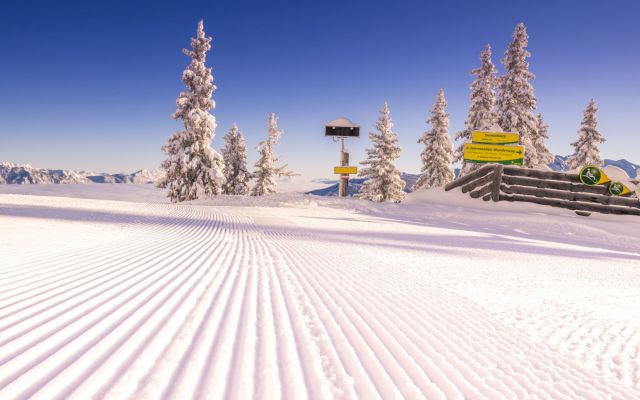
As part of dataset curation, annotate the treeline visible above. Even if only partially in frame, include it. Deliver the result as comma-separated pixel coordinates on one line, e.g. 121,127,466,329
159,21,606,203
157,21,292,202
357,23,606,203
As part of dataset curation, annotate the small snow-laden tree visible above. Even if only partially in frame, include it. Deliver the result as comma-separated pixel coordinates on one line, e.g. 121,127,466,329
158,20,224,202
357,102,406,202
413,89,455,191
533,113,554,166
251,113,294,196
222,123,250,195
455,44,499,176
496,22,539,168
567,100,605,169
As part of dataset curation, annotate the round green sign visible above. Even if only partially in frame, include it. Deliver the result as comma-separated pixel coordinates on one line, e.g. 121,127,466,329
609,182,626,196
579,166,601,185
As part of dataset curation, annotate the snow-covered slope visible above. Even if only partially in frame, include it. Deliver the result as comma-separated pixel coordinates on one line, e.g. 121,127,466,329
1,185,640,399
0,163,162,184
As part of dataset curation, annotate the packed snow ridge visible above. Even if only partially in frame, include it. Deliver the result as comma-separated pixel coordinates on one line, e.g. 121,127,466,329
0,163,163,184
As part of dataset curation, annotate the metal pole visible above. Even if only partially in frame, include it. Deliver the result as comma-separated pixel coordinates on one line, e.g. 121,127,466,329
339,137,348,197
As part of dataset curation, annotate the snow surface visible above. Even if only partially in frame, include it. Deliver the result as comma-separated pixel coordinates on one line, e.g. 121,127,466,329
325,117,359,128
2,184,640,399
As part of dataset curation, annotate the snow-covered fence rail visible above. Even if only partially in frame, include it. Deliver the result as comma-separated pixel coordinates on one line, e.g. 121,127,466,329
445,165,640,216
445,164,495,200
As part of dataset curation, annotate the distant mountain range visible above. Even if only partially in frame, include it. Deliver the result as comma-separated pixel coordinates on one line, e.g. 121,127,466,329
0,163,162,184
307,157,640,197
550,155,640,177
307,173,420,196
3,156,638,189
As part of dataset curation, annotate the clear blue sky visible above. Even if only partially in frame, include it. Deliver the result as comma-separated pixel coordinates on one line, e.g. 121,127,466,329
1,0,639,178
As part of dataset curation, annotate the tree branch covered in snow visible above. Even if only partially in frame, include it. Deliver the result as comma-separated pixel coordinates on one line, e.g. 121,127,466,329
357,102,406,202
533,113,554,166
158,20,224,202
413,89,455,191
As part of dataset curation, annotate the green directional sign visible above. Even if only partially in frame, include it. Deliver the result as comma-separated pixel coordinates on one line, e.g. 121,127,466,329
609,182,632,196
579,165,610,186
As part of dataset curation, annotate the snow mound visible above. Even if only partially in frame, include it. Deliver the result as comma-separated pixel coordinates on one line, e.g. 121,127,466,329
602,165,633,182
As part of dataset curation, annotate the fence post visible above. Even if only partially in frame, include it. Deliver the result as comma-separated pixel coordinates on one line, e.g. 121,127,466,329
491,165,504,202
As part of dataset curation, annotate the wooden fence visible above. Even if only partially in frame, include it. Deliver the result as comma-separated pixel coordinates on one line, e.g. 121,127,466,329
444,164,640,216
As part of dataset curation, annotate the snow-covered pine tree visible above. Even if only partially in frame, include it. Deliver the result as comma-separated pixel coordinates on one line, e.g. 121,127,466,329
158,20,224,202
496,22,539,168
251,113,293,196
567,100,605,169
455,44,498,176
357,102,406,202
222,123,250,195
413,89,455,191
533,113,554,166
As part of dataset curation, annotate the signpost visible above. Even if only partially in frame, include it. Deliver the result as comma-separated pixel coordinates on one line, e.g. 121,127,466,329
471,131,520,145
325,118,360,197
463,143,525,165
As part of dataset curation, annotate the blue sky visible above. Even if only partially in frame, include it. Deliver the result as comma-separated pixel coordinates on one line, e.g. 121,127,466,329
1,0,639,178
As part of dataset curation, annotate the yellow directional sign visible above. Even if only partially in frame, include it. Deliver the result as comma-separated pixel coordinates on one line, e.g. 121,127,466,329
334,166,357,174
463,143,524,165
472,131,520,145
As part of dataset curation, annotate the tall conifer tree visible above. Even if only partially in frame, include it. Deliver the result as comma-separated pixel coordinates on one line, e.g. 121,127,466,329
158,20,224,202
414,89,455,191
455,44,498,176
357,102,406,202
251,113,293,196
222,123,250,195
533,113,554,166
496,23,539,167
567,100,605,169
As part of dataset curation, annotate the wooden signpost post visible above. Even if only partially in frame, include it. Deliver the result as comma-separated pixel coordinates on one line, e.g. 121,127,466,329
325,118,360,197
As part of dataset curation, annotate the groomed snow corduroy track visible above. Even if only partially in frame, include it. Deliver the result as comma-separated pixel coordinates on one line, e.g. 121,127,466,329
1,194,639,399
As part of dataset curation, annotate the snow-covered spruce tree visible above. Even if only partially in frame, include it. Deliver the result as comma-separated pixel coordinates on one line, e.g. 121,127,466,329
533,113,554,166
413,89,455,191
455,44,498,176
158,20,224,202
222,123,250,195
251,113,293,196
357,102,406,202
496,22,539,167
567,99,605,169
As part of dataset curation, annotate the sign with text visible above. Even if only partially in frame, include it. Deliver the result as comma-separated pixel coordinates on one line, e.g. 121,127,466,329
471,131,520,145
463,143,524,165
334,166,357,174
